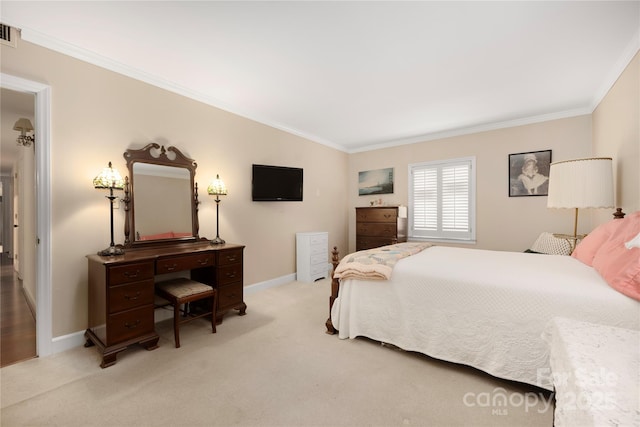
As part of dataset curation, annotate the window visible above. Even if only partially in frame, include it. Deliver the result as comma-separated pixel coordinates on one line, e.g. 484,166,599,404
408,157,476,242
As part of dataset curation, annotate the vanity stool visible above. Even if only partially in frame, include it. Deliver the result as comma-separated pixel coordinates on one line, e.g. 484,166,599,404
155,277,217,348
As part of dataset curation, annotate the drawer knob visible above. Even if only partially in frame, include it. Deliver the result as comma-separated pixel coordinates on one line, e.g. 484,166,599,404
198,258,210,265
124,292,141,301
123,270,140,279
124,320,141,329
226,256,237,262
164,263,178,271
226,272,236,279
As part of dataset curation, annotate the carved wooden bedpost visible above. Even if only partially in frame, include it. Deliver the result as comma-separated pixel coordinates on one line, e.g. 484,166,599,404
326,246,340,334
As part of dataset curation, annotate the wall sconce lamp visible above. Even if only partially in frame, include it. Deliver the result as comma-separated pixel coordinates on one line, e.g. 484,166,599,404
547,157,614,249
94,161,126,256
207,174,227,245
13,118,35,147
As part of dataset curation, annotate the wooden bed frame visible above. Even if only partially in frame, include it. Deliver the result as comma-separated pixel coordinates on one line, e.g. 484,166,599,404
325,246,341,334
325,208,627,334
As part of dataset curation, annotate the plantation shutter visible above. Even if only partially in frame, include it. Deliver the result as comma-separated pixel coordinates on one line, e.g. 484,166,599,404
409,158,474,241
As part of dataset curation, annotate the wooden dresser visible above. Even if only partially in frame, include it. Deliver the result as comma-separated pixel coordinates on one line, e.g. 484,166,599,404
85,241,245,368
355,207,407,251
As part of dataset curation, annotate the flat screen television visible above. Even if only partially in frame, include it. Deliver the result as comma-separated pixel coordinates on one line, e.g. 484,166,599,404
252,164,303,201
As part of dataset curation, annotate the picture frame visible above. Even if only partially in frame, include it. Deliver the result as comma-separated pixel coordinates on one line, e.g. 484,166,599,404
358,167,394,196
508,150,552,197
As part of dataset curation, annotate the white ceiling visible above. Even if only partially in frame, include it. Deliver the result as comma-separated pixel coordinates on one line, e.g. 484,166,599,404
2,1,639,153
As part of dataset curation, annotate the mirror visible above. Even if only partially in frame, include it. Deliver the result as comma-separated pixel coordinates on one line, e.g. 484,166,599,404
123,143,199,247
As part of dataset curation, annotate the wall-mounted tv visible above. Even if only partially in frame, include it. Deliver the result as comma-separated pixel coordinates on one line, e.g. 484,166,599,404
252,164,303,201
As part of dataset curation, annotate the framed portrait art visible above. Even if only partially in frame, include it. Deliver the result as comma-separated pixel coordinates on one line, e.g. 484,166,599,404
508,150,552,197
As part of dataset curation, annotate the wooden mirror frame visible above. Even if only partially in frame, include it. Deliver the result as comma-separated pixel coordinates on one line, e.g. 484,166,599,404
123,143,200,248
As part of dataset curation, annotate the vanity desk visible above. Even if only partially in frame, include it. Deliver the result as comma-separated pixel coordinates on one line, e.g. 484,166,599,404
85,144,246,367
85,241,245,368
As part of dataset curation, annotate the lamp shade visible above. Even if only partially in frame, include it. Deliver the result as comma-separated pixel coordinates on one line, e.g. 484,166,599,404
93,162,125,190
13,118,34,133
547,157,614,209
207,174,227,196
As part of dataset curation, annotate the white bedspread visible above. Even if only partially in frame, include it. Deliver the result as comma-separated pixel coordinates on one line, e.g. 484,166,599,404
331,246,640,390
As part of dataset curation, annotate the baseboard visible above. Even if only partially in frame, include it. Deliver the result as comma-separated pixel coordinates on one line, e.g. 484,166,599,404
244,272,297,295
51,330,86,354
22,285,37,320
48,272,302,355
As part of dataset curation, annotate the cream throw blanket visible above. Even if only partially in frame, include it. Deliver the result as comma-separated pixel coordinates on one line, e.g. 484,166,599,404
334,242,433,280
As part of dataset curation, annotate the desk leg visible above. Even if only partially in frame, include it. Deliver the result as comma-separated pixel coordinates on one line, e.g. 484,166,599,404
140,335,159,351
237,302,247,316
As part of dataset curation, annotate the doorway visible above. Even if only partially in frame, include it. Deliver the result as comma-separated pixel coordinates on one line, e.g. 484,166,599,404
1,87,36,366
1,73,52,361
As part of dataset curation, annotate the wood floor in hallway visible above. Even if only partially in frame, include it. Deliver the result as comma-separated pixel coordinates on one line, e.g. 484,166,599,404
1,254,37,367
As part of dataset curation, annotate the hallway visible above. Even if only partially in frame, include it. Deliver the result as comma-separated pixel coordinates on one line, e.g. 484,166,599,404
1,253,36,367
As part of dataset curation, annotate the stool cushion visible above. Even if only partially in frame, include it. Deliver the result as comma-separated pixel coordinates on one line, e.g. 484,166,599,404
156,278,213,299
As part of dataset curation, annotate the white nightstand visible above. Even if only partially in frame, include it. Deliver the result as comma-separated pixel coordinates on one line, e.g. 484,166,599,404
296,232,328,283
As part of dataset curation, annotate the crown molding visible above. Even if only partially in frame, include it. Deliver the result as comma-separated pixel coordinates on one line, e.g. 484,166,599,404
19,27,347,152
347,108,592,154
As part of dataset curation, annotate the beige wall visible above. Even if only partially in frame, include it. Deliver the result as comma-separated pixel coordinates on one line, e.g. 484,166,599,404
349,116,593,254
592,52,640,225
1,40,348,337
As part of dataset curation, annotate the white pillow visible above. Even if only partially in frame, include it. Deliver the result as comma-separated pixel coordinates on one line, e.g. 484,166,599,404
625,231,640,249
530,232,572,255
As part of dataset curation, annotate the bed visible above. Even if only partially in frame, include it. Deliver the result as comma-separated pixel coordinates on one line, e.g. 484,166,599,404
326,211,640,391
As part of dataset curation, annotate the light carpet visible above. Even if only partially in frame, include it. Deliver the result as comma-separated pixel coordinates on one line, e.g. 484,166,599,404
0,279,553,426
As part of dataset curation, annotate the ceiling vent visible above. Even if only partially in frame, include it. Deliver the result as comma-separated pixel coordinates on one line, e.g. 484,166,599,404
0,24,18,48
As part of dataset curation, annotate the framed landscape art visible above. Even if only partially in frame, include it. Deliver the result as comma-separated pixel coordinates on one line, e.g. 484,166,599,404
358,167,394,196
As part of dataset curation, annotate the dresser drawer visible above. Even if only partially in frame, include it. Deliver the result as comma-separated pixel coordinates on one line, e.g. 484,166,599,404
356,222,399,237
156,253,214,274
108,262,154,285
356,207,397,223
108,280,155,313
310,252,327,266
310,262,327,276
218,282,243,310
218,263,243,286
309,242,327,256
218,249,243,266
356,237,398,251
309,233,328,246
107,305,154,344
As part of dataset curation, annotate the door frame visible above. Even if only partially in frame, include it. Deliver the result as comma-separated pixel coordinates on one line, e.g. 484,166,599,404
2,73,52,357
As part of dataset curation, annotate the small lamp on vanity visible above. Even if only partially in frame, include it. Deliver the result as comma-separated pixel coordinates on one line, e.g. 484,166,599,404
547,157,614,249
93,161,126,256
207,174,227,245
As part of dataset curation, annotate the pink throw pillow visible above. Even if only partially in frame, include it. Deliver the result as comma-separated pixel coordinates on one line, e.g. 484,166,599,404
592,240,640,301
572,218,624,266
607,210,640,243
591,211,640,301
